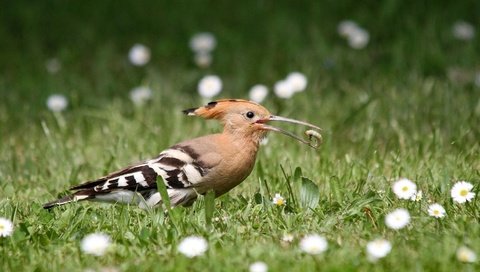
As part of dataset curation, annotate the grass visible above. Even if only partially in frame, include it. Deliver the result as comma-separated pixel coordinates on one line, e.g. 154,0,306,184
1,1,479,271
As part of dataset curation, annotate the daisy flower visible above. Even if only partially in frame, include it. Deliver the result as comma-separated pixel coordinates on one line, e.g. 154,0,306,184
273,80,294,99
337,20,359,38
286,72,308,93
249,261,268,272
337,20,369,49
194,52,212,68
410,190,423,201
178,236,208,258
281,233,294,243
348,28,369,49
0,217,14,237
212,215,229,223
80,233,111,256
452,21,475,41
128,44,151,66
272,193,286,206
451,181,475,203
427,203,446,218
249,84,269,103
366,239,392,261
392,178,417,200
299,234,328,255
45,58,61,74
456,246,477,263
129,86,153,106
189,32,216,53
198,75,222,98
46,94,68,112
385,208,410,230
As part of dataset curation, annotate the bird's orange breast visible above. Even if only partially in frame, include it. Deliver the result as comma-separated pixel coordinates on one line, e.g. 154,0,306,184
188,134,259,196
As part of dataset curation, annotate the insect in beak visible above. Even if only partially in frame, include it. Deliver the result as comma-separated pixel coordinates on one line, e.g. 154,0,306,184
256,115,322,149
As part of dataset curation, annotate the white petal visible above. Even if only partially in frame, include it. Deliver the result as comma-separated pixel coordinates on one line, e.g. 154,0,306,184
178,236,208,258
299,234,328,255
249,262,268,272
274,80,294,99
198,75,222,98
81,233,111,256
249,85,269,103
128,44,151,66
190,33,216,53
46,94,68,112
286,72,308,92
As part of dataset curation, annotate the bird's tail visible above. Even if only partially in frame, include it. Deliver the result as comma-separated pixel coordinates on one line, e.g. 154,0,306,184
43,191,92,209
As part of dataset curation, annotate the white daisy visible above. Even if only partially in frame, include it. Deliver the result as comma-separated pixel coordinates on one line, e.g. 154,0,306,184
178,236,208,258
385,208,410,230
337,20,359,38
129,86,153,106
128,44,151,66
198,75,222,98
452,21,475,41
456,246,477,263
45,58,61,74
427,203,446,218
249,261,268,272
286,72,308,93
189,32,216,53
348,28,369,49
194,52,212,68
0,217,14,237
366,239,392,261
392,178,417,200
46,94,68,112
410,190,423,201
273,80,294,99
80,233,111,256
281,233,294,243
338,20,369,49
299,234,328,255
451,181,475,203
272,193,286,206
212,215,229,223
249,84,269,103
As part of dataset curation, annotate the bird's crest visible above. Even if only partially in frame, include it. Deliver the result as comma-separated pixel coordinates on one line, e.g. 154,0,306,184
182,99,263,120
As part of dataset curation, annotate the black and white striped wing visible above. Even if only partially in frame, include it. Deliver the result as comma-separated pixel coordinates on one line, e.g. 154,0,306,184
43,145,216,209
80,146,211,191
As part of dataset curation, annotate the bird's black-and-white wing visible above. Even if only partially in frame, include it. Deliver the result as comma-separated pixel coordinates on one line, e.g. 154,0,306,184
43,144,217,209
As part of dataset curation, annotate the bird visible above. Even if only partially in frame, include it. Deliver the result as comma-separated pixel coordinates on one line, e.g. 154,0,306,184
43,99,321,210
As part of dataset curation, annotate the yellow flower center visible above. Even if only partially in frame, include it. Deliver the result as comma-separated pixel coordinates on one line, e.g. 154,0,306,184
460,189,469,197
458,252,469,262
275,199,284,206
0,225,4,231
402,186,409,192
433,210,439,215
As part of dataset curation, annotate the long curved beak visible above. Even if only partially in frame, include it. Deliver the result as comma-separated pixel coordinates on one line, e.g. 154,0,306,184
257,115,322,149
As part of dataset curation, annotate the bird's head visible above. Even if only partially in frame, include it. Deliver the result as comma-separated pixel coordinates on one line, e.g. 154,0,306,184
183,99,321,148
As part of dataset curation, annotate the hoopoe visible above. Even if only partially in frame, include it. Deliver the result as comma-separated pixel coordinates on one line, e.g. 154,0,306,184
43,99,321,209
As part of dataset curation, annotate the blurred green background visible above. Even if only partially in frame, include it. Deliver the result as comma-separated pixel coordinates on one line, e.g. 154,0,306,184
1,0,479,118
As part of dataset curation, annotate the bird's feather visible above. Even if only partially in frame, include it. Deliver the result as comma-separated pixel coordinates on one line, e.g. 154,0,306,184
43,143,219,209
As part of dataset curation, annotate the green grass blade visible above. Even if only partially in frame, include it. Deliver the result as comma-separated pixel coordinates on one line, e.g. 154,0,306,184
156,176,171,211
299,177,320,210
205,190,215,229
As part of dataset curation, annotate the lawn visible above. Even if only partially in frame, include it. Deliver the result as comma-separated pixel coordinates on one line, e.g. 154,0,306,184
0,1,479,271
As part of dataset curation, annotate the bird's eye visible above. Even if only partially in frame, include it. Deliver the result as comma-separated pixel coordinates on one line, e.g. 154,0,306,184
246,111,255,119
